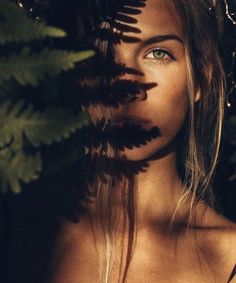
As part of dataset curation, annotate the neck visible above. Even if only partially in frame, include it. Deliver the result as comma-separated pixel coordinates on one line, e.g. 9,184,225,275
132,150,188,229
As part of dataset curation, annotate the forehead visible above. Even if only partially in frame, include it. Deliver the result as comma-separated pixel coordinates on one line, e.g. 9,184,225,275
116,0,184,42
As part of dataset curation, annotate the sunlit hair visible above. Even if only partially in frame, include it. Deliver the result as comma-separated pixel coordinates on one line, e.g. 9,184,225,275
171,0,225,225
84,1,226,282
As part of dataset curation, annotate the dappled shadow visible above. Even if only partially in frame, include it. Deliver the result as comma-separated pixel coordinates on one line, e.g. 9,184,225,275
79,118,160,151
82,153,150,182
79,0,146,44
55,0,158,202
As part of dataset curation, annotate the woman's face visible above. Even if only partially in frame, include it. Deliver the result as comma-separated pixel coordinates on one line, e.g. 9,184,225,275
110,0,188,161
87,0,188,160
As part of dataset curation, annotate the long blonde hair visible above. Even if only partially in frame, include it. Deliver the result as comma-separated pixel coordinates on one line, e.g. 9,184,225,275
83,1,226,282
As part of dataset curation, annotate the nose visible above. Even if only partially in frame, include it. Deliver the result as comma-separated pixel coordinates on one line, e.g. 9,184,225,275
110,49,157,115
111,64,157,108
113,47,157,97
112,57,147,104
111,73,156,118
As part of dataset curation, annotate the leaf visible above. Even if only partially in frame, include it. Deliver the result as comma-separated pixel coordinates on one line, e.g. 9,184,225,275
0,148,42,193
0,0,66,45
0,100,90,149
0,48,95,86
25,109,90,147
80,118,160,151
82,153,149,184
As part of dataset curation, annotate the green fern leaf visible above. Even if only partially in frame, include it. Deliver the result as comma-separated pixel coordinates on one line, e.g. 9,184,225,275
0,48,95,86
0,0,66,44
25,109,89,147
0,149,42,193
0,100,90,149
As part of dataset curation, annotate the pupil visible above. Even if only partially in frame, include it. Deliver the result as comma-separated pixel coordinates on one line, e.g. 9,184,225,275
154,50,165,59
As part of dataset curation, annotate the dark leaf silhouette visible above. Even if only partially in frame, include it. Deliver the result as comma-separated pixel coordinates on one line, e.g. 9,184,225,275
91,28,141,44
77,79,156,108
118,6,143,15
80,0,145,44
75,54,143,81
112,13,138,24
79,118,160,151
81,153,150,185
108,20,141,34
87,0,146,22
227,263,236,283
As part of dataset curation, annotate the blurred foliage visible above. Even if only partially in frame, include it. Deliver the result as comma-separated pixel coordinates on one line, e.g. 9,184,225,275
0,0,94,193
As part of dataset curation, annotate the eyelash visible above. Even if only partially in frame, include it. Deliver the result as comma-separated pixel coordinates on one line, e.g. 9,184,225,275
144,48,175,63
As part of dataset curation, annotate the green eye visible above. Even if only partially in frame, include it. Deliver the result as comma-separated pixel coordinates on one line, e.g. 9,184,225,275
144,48,174,62
152,50,167,60
145,48,175,63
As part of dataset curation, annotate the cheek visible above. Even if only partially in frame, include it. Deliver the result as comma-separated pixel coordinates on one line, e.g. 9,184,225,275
154,89,188,136
121,96,188,161
147,67,188,136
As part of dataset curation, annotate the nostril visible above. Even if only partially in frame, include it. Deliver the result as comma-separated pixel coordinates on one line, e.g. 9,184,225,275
138,82,158,100
135,86,147,101
125,82,157,102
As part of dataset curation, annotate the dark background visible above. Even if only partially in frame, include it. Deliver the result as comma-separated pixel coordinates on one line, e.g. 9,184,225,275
1,1,236,283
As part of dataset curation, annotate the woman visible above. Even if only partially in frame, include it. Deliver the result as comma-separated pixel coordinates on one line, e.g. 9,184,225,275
50,0,236,282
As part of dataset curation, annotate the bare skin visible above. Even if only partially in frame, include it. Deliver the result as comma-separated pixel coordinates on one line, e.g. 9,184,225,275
51,210,236,283
50,0,236,282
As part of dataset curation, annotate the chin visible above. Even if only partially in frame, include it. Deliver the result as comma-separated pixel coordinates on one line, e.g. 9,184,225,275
120,148,155,161
119,138,175,161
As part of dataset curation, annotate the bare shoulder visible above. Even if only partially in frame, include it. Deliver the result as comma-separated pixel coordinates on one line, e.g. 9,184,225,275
213,216,236,282
51,217,91,258
199,203,236,252
49,216,99,283
198,205,236,280
214,215,236,258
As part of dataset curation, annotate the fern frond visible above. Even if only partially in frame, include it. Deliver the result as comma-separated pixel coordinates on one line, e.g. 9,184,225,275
0,149,42,193
0,48,95,86
0,100,90,149
0,0,66,44
25,108,90,147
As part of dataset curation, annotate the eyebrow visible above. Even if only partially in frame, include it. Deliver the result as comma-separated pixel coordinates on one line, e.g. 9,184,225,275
142,34,184,46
